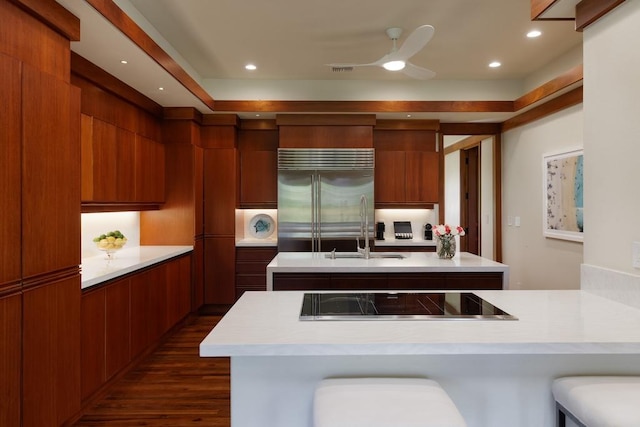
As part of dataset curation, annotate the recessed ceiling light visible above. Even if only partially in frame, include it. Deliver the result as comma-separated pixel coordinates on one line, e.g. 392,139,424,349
489,61,501,68
245,64,257,71
120,60,128,64
406,114,412,118
527,30,542,38
158,87,164,91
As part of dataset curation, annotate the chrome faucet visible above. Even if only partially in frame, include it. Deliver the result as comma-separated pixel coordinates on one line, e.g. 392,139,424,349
357,194,371,259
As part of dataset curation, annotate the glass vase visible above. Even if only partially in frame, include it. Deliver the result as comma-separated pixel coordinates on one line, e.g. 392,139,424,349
436,235,456,259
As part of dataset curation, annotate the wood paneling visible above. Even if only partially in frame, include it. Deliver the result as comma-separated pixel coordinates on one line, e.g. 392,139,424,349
23,276,81,427
10,0,81,40
215,100,514,114
116,127,136,201
502,86,583,132
21,63,81,278
375,150,406,203
84,0,215,111
72,52,163,117
0,53,21,287
276,113,376,126
0,0,71,80
90,118,118,200
513,64,583,111
141,121,198,245
0,294,21,427
576,0,627,31
165,255,192,327
279,126,373,148
130,265,166,359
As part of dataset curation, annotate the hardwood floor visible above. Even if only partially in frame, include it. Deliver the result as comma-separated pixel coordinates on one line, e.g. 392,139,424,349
73,316,230,427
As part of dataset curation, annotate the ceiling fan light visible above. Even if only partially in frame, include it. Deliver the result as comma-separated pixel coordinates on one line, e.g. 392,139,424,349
383,60,406,71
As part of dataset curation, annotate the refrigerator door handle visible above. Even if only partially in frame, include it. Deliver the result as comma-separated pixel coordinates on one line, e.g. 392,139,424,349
311,173,318,252
316,172,322,252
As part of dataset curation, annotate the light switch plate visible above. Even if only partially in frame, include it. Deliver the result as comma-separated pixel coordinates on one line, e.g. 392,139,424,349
633,241,640,269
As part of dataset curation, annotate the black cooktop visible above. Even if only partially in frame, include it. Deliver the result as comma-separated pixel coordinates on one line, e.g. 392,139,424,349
299,292,517,321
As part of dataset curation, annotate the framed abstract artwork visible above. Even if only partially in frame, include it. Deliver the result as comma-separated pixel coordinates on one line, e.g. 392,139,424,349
543,148,584,242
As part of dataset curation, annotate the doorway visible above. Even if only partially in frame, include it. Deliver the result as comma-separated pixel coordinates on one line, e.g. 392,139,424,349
460,146,479,254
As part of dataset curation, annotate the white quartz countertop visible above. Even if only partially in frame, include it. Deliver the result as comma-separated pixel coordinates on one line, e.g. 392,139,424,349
267,251,508,274
200,290,640,357
81,245,193,289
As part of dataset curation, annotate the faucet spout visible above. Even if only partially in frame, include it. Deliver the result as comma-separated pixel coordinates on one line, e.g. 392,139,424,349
357,194,370,259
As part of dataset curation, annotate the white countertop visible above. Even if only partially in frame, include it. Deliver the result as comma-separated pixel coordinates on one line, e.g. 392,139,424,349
200,290,640,357
267,251,508,274
81,245,193,289
235,238,277,247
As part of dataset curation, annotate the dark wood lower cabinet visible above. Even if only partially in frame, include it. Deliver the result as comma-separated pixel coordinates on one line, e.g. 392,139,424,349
273,272,503,291
0,293,21,427
80,254,191,406
235,247,277,299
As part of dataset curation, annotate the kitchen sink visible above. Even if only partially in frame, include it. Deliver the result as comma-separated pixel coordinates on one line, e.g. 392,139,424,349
324,252,406,259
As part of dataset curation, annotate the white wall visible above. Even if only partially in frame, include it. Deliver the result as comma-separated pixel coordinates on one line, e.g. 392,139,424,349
480,137,494,259
582,1,640,276
502,105,584,290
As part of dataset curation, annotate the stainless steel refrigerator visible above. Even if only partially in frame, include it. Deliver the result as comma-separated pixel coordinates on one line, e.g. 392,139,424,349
277,148,374,252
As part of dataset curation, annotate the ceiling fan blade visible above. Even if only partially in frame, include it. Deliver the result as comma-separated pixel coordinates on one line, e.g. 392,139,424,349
394,24,435,60
326,61,380,69
402,62,436,80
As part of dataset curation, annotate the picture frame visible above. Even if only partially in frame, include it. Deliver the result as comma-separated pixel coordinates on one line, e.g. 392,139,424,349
543,148,584,242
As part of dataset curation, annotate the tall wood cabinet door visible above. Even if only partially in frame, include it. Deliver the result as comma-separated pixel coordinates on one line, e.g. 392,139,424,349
81,288,106,400
165,255,192,328
406,151,439,203
204,237,236,304
135,135,165,203
374,150,406,204
0,54,21,286
0,294,21,427
116,127,136,202
203,148,237,235
23,276,81,427
21,64,81,277
80,114,95,201
105,278,131,380
91,118,118,201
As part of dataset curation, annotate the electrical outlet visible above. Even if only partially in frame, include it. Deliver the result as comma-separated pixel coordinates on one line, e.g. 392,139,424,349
633,242,640,269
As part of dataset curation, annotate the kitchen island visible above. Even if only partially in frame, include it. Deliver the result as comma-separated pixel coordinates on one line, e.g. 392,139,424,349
200,290,640,427
266,251,509,290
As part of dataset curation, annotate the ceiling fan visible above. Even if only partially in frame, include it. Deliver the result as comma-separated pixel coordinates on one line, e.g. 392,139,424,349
327,24,436,79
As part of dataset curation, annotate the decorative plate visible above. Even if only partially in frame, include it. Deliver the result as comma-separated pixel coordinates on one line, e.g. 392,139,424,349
249,214,275,239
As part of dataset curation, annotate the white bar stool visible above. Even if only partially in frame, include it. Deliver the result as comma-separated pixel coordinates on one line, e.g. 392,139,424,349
313,377,467,427
552,376,640,427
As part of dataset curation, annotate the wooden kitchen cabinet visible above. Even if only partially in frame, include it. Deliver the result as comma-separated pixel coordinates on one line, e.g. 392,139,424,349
135,134,165,203
375,150,439,206
81,117,165,206
235,247,278,298
273,272,502,291
81,254,191,404
374,129,440,207
238,128,278,208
